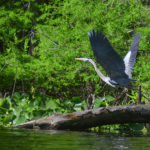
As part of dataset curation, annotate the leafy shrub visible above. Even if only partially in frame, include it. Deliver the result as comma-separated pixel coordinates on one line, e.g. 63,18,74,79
0,0,150,125
0,92,86,125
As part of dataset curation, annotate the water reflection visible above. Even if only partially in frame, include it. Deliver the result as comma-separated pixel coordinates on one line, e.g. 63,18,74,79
0,128,150,150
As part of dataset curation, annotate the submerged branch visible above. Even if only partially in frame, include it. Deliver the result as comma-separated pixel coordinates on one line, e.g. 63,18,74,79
14,104,150,130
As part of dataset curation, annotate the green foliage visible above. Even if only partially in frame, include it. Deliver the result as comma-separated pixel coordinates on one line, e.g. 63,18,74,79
0,92,85,125
0,0,150,127
94,96,115,108
0,0,149,98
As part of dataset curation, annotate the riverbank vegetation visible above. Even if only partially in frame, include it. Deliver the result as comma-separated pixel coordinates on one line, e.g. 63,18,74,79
0,0,150,131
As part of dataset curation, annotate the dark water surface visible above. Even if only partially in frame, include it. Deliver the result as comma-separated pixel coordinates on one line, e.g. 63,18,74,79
0,128,150,150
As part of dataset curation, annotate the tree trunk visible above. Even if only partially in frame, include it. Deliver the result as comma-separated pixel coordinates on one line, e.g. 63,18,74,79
14,104,150,130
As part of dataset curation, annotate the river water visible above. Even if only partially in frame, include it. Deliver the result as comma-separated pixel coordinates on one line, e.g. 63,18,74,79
0,128,150,150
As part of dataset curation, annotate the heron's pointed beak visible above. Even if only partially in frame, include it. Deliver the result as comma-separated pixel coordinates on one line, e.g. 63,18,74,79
75,58,83,61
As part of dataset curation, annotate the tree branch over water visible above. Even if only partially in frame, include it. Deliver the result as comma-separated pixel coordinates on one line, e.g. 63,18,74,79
14,104,150,130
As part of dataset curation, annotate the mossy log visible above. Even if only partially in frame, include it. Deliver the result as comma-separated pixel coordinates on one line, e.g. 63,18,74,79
14,104,150,130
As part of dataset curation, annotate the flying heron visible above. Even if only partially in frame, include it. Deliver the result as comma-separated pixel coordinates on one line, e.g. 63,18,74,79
76,30,140,87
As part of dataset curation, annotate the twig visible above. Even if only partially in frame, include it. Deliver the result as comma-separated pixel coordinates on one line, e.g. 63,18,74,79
112,88,128,105
42,33,58,46
11,65,18,97
129,87,150,101
21,74,25,93
137,85,142,104
0,63,8,73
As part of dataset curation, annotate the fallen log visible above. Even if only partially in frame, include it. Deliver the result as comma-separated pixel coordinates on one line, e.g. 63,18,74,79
14,104,150,130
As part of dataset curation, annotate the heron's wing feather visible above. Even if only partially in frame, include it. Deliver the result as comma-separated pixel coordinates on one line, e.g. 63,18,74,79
123,33,140,78
88,30,128,82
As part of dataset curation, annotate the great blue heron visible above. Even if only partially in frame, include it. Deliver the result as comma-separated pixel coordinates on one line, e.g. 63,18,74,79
76,30,140,87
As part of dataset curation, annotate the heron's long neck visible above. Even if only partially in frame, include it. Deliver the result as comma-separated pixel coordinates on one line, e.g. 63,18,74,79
88,59,107,81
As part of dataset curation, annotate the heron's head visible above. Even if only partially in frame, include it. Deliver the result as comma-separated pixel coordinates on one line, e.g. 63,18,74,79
75,57,91,61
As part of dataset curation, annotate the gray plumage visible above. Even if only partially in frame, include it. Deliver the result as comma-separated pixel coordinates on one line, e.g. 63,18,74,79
124,33,140,78
88,30,140,87
76,30,140,87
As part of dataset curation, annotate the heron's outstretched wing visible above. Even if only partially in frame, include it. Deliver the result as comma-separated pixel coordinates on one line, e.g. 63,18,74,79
123,33,140,78
88,30,128,83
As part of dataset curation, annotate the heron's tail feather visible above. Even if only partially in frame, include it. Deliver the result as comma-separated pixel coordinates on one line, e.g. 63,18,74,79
130,78,140,82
